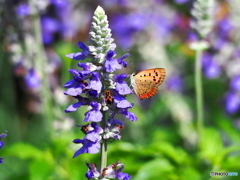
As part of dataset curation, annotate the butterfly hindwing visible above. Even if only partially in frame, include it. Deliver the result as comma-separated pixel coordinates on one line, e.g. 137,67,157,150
131,68,166,100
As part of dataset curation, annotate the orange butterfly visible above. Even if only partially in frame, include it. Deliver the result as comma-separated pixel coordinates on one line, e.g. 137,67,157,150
130,68,166,100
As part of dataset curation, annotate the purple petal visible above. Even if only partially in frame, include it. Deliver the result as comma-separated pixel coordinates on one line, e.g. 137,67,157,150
116,82,132,95
230,76,240,91
116,100,132,108
78,42,89,52
66,52,87,60
106,50,115,60
65,102,82,113
0,141,4,148
84,110,103,122
105,59,122,72
64,87,82,96
87,80,102,91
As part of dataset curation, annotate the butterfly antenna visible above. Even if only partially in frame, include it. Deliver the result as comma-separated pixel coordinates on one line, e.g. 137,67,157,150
129,59,136,74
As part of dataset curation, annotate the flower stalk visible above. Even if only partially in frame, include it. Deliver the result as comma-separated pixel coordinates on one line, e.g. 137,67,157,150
190,0,215,149
63,6,135,180
100,111,108,172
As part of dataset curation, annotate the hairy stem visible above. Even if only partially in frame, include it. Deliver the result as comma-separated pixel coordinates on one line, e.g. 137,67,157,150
100,111,107,173
195,49,204,149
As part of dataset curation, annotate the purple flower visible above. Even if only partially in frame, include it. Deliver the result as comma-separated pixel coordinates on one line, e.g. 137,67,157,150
119,108,137,121
117,54,129,67
153,15,174,37
0,132,7,148
86,72,102,92
175,0,190,4
66,42,90,60
166,75,183,92
203,61,221,79
225,92,240,114
104,50,122,72
0,132,7,163
64,7,138,163
218,18,233,36
0,141,4,149
24,68,41,89
50,0,67,7
113,91,133,109
102,161,131,180
103,118,124,140
85,163,100,179
72,138,100,157
104,118,124,140
201,53,221,79
41,17,60,45
82,122,103,142
84,102,103,122
65,96,90,113
115,74,132,95
63,68,90,96
73,123,102,158
230,76,240,91
111,13,146,49
16,4,29,16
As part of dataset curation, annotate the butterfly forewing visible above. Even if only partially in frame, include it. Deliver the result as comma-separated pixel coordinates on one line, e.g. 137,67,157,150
131,68,166,100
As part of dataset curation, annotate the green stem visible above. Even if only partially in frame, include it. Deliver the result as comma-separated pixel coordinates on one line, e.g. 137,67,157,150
100,111,108,173
195,49,204,150
30,4,53,134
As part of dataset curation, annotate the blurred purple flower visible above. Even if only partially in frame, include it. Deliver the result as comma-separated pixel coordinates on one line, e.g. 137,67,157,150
201,53,221,79
16,4,30,16
204,61,221,79
111,13,146,49
24,69,41,89
218,18,233,36
230,76,240,91
175,0,190,4
153,15,174,37
0,132,7,164
41,17,60,45
166,75,183,92
102,0,128,7
50,0,67,7
225,92,240,114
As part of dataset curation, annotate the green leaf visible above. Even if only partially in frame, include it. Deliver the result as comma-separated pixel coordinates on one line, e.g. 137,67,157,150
134,159,176,180
199,128,223,165
29,160,53,180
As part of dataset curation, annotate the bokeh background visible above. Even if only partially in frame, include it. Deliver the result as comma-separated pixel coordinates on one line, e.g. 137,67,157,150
0,0,240,179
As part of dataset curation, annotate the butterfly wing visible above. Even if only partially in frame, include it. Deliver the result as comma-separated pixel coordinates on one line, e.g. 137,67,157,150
131,68,166,100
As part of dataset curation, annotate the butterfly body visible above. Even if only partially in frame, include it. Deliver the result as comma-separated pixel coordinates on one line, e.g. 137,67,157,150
130,68,166,100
